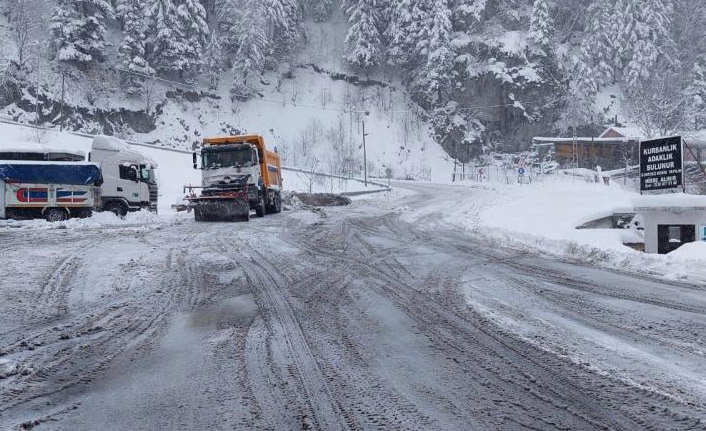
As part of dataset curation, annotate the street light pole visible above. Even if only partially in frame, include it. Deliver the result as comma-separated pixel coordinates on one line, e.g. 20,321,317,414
362,119,369,187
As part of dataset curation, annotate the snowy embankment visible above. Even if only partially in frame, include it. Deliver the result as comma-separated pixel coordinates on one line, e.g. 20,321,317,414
398,176,706,284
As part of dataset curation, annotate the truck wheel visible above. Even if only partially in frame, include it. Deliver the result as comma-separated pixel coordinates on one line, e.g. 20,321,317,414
274,191,282,214
255,193,266,217
194,208,203,222
104,201,128,218
45,208,69,222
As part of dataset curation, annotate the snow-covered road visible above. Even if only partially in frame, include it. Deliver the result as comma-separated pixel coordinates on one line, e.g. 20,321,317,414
2,183,706,430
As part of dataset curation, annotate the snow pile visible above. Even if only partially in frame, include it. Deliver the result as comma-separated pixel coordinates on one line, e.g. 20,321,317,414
668,242,706,261
0,210,168,231
400,175,706,283
0,358,19,379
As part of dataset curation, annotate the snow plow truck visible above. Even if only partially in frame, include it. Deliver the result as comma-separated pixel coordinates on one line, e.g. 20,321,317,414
186,135,283,222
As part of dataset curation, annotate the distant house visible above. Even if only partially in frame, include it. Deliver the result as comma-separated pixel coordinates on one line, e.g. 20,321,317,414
532,127,641,170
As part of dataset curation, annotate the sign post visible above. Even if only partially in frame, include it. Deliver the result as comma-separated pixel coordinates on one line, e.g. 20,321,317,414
639,136,684,194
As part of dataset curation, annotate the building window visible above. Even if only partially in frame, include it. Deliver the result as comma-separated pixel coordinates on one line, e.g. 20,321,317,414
668,226,682,244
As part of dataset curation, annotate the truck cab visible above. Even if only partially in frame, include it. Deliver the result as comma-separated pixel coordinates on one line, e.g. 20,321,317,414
89,136,158,216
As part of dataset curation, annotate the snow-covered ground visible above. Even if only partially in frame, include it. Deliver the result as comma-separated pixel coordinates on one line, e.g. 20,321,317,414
397,175,706,284
1,120,704,285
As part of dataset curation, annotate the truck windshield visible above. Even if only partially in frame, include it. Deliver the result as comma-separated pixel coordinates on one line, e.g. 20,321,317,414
202,146,254,169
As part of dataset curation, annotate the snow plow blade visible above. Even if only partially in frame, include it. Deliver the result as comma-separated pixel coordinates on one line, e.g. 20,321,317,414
189,198,250,222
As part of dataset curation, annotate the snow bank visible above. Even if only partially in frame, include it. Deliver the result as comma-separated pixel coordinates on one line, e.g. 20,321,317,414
0,210,173,231
668,241,706,261
401,175,706,284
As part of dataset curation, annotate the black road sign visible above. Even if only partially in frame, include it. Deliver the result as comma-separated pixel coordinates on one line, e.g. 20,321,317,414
640,136,683,192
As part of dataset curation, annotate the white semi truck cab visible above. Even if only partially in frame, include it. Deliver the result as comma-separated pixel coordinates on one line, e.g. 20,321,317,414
89,136,158,216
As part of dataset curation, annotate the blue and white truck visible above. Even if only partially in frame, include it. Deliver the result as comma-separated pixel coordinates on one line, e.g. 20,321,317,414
0,136,158,218
0,162,103,222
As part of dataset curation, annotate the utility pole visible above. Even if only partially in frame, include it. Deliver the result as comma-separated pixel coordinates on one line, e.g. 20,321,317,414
59,69,65,131
362,118,369,187
35,44,40,128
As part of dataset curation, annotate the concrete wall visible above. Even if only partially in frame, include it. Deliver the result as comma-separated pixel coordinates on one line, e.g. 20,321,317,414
640,209,706,253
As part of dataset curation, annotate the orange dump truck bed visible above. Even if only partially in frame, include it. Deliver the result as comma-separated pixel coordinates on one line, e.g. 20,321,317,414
202,134,282,189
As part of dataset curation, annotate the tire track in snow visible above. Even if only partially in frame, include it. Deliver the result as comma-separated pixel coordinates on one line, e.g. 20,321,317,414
225,241,348,431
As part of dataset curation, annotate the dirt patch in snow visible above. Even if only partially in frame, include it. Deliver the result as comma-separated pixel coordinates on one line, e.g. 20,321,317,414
288,193,351,207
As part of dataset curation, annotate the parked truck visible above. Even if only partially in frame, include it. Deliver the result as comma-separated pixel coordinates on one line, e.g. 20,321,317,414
0,136,159,217
89,136,159,216
187,134,283,221
0,162,102,222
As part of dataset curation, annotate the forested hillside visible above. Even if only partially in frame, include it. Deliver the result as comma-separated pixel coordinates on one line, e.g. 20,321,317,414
1,0,705,161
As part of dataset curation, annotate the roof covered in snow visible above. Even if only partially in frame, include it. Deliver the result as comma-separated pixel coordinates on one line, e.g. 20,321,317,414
599,126,644,140
633,193,706,211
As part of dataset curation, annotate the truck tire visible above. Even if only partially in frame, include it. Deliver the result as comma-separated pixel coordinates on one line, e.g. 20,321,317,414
273,191,282,214
255,192,266,218
104,201,128,218
45,208,69,222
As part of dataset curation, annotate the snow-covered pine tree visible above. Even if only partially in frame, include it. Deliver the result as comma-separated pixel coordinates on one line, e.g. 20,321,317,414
50,0,114,66
342,0,385,69
215,0,240,56
146,0,185,75
118,0,154,94
417,0,453,105
231,2,268,99
385,0,417,66
204,32,223,90
621,0,673,92
176,0,210,78
528,0,553,57
453,0,488,27
310,0,334,22
265,0,303,58
559,58,598,130
686,62,706,125
580,0,617,88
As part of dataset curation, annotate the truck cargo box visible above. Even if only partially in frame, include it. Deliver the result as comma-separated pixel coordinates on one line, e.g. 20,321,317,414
0,162,103,186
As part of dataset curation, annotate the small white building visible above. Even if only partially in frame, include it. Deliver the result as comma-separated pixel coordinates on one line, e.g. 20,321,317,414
634,194,706,254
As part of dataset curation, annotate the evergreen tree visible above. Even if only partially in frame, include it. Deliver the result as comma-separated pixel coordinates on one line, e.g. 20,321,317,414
343,0,384,69
118,0,154,94
417,0,453,104
231,2,268,98
453,0,488,27
50,0,114,65
176,0,210,77
622,0,673,91
686,62,706,121
559,58,597,130
205,32,223,90
528,0,553,56
266,0,302,57
385,0,427,67
310,0,334,22
146,0,183,74
581,0,617,87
